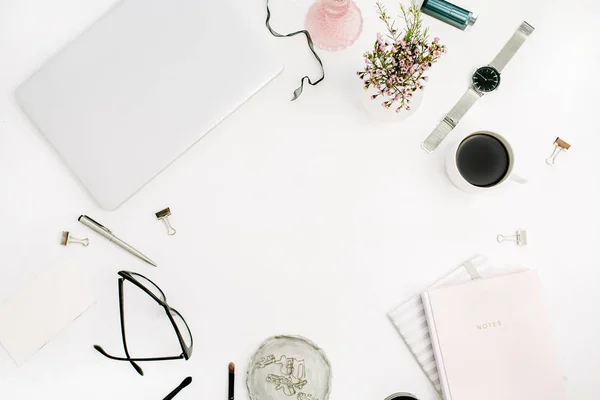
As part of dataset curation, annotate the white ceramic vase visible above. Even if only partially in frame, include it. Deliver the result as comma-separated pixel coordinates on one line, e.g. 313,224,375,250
360,85,423,122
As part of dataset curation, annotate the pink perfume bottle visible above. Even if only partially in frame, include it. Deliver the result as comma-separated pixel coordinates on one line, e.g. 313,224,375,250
305,0,363,52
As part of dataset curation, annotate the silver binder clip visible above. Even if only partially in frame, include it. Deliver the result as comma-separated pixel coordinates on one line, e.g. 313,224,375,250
155,207,176,235
497,229,527,246
60,231,89,247
546,137,571,165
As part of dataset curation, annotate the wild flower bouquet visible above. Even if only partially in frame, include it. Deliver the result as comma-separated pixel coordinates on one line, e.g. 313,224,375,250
357,1,447,113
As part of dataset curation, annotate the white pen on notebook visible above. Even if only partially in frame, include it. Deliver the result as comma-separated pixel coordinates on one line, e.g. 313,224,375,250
78,215,157,267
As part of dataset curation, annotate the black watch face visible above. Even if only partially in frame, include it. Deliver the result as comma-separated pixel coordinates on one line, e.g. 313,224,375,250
472,66,501,93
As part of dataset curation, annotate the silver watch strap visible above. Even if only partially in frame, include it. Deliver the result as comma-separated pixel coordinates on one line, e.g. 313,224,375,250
421,88,481,153
489,21,534,72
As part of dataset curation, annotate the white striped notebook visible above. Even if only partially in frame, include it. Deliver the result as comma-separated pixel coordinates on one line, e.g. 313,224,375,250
387,255,490,393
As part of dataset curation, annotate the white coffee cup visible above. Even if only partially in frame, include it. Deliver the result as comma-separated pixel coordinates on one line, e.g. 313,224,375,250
446,131,527,193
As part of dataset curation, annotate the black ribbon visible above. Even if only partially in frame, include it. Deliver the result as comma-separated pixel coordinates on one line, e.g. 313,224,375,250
265,0,325,101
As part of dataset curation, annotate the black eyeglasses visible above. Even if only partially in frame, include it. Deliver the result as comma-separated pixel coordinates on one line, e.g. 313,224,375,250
94,271,193,376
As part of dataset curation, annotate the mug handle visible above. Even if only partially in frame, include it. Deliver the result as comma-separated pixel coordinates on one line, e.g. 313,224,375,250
510,174,528,184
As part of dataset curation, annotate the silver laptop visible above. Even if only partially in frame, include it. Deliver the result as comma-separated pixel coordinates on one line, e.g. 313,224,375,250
16,0,282,210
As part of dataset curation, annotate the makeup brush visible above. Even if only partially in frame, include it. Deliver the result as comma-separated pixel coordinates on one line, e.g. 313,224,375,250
228,362,235,400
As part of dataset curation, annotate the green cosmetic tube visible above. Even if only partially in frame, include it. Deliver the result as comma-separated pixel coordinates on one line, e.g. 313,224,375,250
417,0,478,31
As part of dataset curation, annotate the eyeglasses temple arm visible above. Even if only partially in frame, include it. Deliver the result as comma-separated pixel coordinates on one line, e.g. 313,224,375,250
93,345,184,362
163,377,193,400
117,279,144,375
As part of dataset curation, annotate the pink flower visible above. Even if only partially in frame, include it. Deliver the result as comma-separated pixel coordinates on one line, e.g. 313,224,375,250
396,108,401,113
434,37,440,43
423,76,429,82
400,40,407,47
399,60,405,66
433,50,441,57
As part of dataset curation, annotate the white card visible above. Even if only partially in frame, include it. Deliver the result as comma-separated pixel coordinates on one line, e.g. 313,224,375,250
0,262,96,365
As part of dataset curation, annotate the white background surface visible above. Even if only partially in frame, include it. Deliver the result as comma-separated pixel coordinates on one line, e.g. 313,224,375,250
1,0,599,399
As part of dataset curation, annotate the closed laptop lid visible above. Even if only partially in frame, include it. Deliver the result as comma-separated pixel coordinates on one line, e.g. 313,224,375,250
16,0,282,210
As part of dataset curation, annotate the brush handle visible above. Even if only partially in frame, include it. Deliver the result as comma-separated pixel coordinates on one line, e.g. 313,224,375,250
228,372,235,400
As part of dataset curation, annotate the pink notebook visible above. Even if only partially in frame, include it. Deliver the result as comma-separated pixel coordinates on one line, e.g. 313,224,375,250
421,270,567,400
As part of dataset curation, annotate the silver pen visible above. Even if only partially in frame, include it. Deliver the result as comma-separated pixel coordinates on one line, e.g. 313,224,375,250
78,215,157,267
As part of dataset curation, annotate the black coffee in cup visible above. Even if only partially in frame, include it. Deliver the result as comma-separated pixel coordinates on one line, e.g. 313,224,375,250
384,392,419,400
456,133,510,187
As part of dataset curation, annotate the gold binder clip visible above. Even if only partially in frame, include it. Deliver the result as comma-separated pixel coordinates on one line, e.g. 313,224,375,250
155,207,176,235
546,137,571,165
60,231,89,247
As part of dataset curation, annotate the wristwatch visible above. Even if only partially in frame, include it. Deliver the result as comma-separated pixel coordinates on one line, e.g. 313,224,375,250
421,21,535,153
